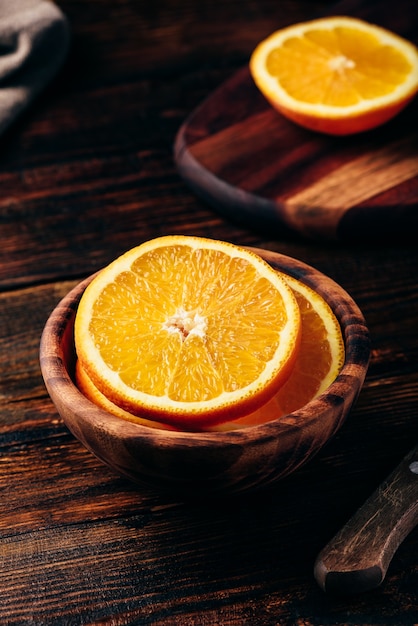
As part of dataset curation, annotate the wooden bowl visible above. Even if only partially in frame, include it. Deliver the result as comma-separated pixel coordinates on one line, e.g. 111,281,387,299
39,248,370,496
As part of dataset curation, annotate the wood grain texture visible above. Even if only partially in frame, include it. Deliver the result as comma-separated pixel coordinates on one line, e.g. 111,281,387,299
1,0,418,623
174,0,418,241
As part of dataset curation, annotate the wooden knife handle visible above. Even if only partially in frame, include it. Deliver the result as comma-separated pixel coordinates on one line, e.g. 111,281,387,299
314,444,418,594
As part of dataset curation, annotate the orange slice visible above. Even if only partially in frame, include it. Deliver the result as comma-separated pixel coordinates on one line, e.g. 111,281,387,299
213,274,345,430
250,16,418,135
74,236,301,429
75,359,177,431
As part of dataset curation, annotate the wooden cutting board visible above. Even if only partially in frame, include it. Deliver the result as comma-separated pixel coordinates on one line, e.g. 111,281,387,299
174,0,418,242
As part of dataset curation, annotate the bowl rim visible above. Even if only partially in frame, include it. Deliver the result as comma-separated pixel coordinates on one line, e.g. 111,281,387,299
39,247,370,446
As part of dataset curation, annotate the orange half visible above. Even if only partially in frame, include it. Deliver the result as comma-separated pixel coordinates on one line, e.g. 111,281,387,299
250,16,418,134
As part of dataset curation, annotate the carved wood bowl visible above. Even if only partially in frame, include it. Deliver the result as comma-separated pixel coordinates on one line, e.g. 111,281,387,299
39,248,370,496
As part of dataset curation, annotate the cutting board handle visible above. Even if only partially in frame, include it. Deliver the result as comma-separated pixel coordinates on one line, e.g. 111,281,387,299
314,444,418,594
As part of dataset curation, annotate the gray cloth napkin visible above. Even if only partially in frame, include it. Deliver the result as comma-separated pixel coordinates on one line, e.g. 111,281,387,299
0,0,69,135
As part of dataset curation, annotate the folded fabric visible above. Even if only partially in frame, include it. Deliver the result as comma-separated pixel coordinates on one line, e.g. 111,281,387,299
0,0,70,136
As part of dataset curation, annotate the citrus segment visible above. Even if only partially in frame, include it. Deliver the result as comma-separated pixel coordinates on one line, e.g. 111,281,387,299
213,274,345,430
250,16,418,134
74,236,301,428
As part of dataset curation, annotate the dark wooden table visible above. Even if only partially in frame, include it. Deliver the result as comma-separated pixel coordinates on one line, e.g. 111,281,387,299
1,0,417,623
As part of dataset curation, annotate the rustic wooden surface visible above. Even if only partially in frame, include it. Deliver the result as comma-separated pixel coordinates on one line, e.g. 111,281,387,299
0,0,417,624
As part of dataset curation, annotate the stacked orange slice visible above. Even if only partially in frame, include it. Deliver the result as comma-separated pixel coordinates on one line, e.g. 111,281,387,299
74,236,345,431
74,236,302,429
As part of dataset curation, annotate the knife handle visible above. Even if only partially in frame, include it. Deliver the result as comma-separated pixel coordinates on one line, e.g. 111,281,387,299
314,445,418,594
